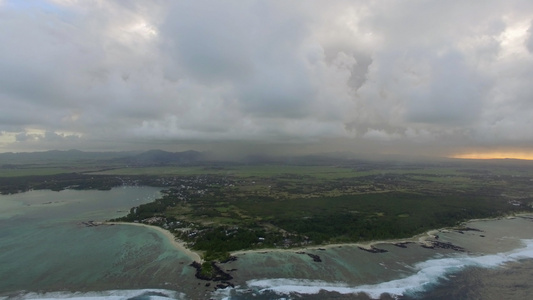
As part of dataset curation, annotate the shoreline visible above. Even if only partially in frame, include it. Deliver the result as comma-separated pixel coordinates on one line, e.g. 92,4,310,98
229,229,438,256
230,214,532,257
105,213,532,262
104,222,203,262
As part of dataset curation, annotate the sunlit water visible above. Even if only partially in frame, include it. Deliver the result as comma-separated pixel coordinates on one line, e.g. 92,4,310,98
1,188,533,300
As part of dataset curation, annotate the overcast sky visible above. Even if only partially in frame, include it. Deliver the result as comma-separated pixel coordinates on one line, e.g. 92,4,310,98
1,0,533,159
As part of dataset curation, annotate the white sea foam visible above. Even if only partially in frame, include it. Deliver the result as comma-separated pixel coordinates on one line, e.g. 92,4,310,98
6,289,185,300
245,239,533,299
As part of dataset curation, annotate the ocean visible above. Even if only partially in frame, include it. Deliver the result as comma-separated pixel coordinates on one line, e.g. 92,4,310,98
1,188,533,300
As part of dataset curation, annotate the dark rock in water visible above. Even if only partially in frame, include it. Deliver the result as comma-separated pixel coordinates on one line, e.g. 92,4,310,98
220,256,237,263
464,227,483,232
393,242,413,248
455,227,483,233
358,246,388,253
295,251,322,262
81,220,101,227
190,261,233,282
215,281,235,290
421,241,466,252
307,253,322,262
215,283,227,290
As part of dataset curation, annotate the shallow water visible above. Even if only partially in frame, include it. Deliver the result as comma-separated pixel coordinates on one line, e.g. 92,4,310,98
0,188,205,298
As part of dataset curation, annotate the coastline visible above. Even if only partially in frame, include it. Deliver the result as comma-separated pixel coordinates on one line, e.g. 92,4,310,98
230,229,438,256
104,222,203,262
230,214,532,257
106,213,532,262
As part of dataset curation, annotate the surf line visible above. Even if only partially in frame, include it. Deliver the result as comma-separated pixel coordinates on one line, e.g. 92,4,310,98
245,239,533,299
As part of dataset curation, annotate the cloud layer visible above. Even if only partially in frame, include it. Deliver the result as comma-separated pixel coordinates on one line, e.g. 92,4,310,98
1,0,533,157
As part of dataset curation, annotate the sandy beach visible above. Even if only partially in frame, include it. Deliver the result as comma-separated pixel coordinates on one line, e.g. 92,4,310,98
105,222,203,262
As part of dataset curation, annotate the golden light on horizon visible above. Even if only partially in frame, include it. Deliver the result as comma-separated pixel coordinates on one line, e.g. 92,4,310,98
450,152,533,160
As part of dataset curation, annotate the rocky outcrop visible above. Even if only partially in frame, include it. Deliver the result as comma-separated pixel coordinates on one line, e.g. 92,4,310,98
454,227,483,234
296,251,322,262
219,256,238,263
358,246,388,253
393,242,413,248
421,241,465,252
190,261,233,282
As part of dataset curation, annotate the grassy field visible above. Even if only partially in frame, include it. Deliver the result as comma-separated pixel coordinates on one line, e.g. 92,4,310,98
86,164,506,178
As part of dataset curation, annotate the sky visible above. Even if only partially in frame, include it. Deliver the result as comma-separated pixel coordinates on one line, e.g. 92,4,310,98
1,0,533,159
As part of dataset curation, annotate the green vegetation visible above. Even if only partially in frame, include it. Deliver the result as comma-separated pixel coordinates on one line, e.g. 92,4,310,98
109,162,533,262
2,154,533,264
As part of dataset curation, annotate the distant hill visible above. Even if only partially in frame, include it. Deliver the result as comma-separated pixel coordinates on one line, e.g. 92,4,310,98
0,149,205,166
116,149,205,166
0,149,132,164
1,149,531,168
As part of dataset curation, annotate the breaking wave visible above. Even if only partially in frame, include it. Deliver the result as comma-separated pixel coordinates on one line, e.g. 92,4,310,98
1,289,186,300
243,239,533,299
